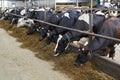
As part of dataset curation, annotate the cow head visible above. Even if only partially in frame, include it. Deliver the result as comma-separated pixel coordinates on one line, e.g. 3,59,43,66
54,34,69,56
26,23,36,35
17,18,34,27
74,46,92,66
39,26,48,41
46,30,58,45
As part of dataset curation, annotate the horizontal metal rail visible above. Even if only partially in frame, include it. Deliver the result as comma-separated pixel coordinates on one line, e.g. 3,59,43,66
3,7,120,12
7,13,120,42
73,7,120,11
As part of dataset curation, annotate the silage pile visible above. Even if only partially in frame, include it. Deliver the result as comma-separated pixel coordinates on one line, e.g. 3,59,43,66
0,20,114,80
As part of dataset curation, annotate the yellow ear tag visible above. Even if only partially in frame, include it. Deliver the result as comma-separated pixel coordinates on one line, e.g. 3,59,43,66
87,51,91,55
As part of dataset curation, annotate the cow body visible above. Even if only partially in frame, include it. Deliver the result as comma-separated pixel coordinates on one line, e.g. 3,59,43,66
26,8,53,35
75,17,120,66
39,12,64,41
54,13,105,56
46,10,80,45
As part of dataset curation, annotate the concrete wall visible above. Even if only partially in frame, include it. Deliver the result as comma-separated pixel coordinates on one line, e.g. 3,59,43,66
33,0,55,8
0,1,25,8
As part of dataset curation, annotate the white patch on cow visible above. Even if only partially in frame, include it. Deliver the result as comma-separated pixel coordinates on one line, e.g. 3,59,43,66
29,9,34,12
47,32,50,37
54,34,63,52
20,9,26,16
78,14,89,24
56,15,59,18
64,12,70,19
35,8,45,11
109,6,118,17
17,18,34,27
95,11,105,16
17,18,26,27
79,37,89,46
6,8,13,13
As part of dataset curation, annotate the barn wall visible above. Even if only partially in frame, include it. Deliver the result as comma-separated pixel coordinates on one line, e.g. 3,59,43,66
33,0,55,8
0,1,25,8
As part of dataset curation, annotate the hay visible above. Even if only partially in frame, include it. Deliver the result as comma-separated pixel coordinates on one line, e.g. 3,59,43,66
0,20,114,80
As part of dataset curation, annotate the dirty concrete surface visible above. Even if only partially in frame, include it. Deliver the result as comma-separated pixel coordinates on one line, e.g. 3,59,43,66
0,28,70,80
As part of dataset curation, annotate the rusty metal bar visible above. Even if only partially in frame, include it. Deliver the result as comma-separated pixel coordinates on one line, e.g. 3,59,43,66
7,13,120,42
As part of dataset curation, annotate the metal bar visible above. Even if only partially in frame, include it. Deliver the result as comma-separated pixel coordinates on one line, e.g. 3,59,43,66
55,0,56,11
89,0,93,42
7,13,120,42
72,7,120,11
44,0,46,21
76,0,78,7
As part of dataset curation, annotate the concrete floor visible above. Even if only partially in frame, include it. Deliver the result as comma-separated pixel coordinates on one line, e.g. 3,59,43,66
0,28,70,80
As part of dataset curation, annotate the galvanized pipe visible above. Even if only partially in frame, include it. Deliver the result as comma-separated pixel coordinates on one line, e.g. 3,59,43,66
72,7,120,11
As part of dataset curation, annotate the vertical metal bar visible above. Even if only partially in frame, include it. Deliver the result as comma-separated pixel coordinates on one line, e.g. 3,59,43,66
25,0,27,15
76,0,78,7
89,0,93,41
0,0,1,8
44,0,46,21
55,0,56,11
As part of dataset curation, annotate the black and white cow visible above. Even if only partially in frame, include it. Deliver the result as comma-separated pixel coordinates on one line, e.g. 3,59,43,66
9,8,27,25
46,9,81,45
16,8,35,28
53,11,106,56
39,11,64,41
26,7,53,35
75,17,120,66
0,8,13,20
0,8,26,25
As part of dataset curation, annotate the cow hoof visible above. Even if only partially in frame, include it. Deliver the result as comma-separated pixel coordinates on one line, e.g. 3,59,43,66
54,53,60,57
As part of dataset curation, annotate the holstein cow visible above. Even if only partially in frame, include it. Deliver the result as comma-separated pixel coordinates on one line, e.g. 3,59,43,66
26,7,53,35
0,8,26,25
39,11,64,41
0,8,13,20
46,9,80,45
9,8,27,25
75,17,120,66
17,8,35,27
53,11,106,56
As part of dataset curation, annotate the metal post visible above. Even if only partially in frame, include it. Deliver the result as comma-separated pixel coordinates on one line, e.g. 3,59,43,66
76,0,78,7
1,0,2,10
44,0,46,21
89,0,93,41
25,0,27,14
55,0,56,11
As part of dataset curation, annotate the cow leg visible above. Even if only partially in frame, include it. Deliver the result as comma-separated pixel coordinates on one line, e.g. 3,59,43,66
109,47,115,59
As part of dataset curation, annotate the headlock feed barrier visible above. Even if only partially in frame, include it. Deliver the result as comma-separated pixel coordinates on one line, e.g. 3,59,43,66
7,9,120,42
6,7,120,79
